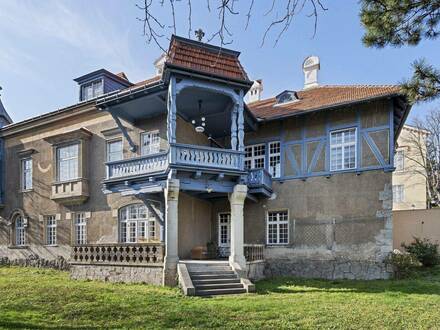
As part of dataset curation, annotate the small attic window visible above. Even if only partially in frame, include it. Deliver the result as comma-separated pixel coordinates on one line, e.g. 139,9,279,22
275,90,299,104
81,79,103,101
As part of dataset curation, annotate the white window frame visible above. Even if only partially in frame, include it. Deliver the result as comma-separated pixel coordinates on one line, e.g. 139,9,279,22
218,213,231,247
141,131,160,156
57,143,79,182
21,158,33,191
106,138,123,162
119,204,157,243
15,216,26,246
329,127,357,172
394,149,405,172
81,79,103,101
45,215,57,246
268,141,281,178
245,143,266,170
393,185,405,203
266,210,289,245
74,213,87,245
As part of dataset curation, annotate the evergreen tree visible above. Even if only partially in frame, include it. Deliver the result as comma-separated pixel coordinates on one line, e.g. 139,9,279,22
360,0,440,103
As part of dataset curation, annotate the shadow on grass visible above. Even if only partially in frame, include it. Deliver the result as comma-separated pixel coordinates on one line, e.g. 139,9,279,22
255,267,440,296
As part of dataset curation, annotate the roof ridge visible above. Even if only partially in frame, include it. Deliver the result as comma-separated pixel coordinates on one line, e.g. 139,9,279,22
318,84,400,89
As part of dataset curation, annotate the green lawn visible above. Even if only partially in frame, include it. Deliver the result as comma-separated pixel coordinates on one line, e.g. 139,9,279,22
1,267,440,329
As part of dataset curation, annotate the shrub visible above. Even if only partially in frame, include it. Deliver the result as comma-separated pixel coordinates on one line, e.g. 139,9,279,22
385,249,421,279
402,237,440,267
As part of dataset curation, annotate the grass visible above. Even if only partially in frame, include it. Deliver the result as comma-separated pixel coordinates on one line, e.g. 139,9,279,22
1,267,440,329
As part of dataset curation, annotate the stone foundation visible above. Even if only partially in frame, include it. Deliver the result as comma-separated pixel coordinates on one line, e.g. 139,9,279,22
70,264,163,285
246,261,266,281
0,255,70,271
265,258,392,280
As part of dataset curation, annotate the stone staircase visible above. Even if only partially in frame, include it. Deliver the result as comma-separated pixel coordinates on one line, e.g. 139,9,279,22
185,261,247,296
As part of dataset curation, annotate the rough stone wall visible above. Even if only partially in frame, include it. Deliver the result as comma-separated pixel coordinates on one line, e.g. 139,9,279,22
0,254,69,270
70,264,163,284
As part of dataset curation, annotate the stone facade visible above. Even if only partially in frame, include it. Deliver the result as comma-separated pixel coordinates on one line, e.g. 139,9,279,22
70,264,163,284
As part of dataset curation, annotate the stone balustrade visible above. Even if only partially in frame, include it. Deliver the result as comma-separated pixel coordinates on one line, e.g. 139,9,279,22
244,244,265,262
70,243,165,266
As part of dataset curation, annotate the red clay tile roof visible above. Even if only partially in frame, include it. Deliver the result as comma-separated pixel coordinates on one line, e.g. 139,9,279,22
166,35,250,82
247,85,403,120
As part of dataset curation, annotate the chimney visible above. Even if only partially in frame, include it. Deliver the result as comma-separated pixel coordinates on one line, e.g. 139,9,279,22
302,56,320,89
247,79,263,103
154,53,167,76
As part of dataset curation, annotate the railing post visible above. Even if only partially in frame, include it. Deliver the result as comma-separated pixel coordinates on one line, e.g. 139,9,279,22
167,76,177,144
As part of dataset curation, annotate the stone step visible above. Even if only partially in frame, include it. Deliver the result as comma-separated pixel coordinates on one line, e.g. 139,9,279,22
189,270,235,276
192,278,241,285
195,287,247,296
191,273,239,280
187,268,233,273
194,282,244,290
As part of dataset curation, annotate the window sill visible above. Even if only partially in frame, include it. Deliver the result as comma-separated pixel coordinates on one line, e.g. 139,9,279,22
266,244,290,248
8,245,29,249
44,244,59,247
20,189,34,193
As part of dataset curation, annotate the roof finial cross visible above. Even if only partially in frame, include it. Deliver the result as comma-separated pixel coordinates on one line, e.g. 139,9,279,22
195,28,205,42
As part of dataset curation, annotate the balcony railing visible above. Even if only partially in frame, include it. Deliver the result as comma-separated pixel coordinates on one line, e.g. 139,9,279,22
244,244,265,262
106,152,169,180
70,243,165,265
247,168,273,192
105,144,245,181
171,143,244,172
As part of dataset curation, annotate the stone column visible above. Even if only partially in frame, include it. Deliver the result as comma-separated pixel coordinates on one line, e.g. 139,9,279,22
229,184,248,269
163,178,180,286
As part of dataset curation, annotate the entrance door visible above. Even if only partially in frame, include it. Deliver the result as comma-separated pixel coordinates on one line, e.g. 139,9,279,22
218,213,231,257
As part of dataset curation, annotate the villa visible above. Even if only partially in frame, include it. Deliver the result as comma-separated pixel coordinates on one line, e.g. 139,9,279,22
0,36,411,296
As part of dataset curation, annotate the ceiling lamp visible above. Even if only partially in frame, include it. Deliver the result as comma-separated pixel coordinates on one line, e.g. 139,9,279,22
191,100,206,133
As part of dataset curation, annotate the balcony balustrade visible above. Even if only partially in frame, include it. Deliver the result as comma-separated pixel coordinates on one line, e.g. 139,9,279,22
105,144,245,181
246,168,273,195
70,243,165,266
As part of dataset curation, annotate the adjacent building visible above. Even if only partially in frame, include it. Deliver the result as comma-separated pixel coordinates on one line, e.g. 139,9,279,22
393,125,428,210
0,36,411,293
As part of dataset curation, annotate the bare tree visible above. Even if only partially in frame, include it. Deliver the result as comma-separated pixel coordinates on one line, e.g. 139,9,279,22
401,109,440,207
136,0,327,52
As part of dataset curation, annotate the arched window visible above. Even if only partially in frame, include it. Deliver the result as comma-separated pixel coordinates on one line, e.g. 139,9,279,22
15,215,26,246
119,204,157,243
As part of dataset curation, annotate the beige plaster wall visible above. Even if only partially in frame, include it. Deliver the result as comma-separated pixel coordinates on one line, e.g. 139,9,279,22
393,209,440,249
0,106,167,260
178,192,212,259
393,125,427,210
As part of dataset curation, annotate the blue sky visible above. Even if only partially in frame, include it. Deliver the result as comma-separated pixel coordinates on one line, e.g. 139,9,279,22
0,0,438,123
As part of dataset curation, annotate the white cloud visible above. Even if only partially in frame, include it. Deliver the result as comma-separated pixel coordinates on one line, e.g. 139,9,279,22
0,0,139,77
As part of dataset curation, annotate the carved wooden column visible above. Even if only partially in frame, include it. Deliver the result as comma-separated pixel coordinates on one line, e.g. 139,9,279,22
237,90,245,152
167,76,177,144
230,106,238,150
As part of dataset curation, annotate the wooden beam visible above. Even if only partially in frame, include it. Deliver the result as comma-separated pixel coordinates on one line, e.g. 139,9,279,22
110,112,137,152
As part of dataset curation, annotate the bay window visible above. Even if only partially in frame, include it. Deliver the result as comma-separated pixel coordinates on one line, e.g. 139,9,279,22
57,144,79,181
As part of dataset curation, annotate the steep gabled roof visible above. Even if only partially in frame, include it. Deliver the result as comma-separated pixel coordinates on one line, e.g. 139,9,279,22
247,85,402,120
165,35,250,83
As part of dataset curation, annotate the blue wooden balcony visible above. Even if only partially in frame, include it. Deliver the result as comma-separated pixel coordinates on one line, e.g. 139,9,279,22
246,168,273,197
103,144,273,198
105,144,245,181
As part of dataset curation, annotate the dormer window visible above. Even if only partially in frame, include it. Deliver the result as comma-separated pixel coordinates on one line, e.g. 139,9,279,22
81,79,103,101
275,90,299,105
74,69,133,102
